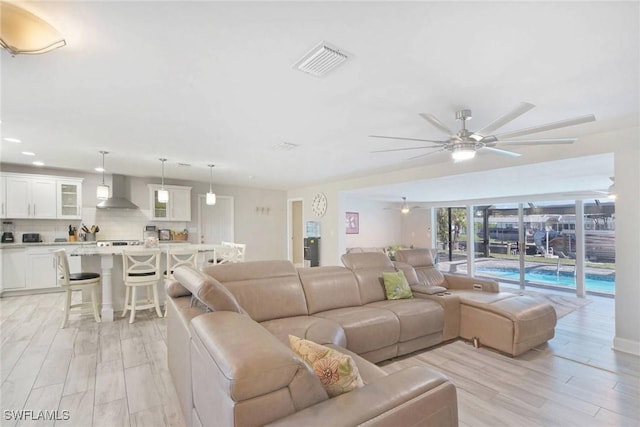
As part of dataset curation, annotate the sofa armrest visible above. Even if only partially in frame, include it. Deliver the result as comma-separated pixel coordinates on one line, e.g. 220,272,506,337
266,366,457,427
444,273,499,293
190,312,329,426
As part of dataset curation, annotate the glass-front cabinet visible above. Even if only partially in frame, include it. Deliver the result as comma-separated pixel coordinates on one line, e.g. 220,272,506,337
57,179,83,219
148,184,191,221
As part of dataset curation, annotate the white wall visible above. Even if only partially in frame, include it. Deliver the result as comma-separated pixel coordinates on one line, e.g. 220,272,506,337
401,208,432,249
344,197,402,250
613,144,640,355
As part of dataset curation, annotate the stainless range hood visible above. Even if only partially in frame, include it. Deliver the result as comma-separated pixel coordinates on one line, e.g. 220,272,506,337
96,174,139,209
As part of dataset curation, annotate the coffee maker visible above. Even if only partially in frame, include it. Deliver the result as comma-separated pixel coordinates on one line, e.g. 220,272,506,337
1,221,15,243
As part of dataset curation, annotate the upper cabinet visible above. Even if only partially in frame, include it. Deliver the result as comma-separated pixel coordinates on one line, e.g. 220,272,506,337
148,184,191,221
5,175,57,219
57,180,83,219
1,173,83,220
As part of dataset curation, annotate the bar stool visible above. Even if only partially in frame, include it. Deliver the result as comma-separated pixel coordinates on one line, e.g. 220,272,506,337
164,247,199,316
219,241,246,264
54,249,101,328
121,249,163,323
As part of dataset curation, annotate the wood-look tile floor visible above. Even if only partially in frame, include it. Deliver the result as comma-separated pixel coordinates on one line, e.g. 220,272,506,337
1,290,638,427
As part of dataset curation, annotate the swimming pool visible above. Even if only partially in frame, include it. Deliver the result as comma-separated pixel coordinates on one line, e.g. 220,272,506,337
475,266,615,294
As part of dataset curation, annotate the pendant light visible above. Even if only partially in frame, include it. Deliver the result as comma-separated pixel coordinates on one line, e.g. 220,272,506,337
157,158,169,203
400,197,410,214
206,164,217,205
96,151,109,200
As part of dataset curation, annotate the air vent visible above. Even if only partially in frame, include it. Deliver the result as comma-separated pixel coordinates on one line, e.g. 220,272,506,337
293,41,349,77
273,142,300,151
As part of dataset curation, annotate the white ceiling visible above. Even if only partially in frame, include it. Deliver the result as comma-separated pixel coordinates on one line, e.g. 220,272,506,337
1,1,638,197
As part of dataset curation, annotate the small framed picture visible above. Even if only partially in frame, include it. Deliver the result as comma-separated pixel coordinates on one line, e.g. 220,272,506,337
346,212,359,234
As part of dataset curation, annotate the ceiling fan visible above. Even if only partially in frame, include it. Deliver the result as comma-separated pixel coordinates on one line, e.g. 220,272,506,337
370,102,596,162
384,197,425,214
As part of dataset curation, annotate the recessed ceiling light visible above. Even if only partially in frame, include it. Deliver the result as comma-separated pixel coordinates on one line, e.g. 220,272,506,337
32,161,44,166
4,137,22,143
21,151,35,156
95,167,105,172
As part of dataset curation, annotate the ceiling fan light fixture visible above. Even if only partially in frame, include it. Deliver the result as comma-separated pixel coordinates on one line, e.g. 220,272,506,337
0,2,66,56
451,144,476,161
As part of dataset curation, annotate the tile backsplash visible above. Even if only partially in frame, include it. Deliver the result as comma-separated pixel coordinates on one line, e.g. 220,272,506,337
5,207,190,243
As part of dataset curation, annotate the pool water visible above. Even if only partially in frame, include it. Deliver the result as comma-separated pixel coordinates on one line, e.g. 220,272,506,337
476,266,615,294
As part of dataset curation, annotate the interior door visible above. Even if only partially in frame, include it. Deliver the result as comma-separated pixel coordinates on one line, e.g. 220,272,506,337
199,195,234,243
291,200,303,266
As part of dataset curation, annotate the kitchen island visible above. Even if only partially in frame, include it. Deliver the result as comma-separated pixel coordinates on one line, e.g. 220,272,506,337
70,243,223,322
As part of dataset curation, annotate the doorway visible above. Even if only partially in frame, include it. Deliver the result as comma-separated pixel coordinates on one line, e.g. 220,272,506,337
198,195,235,243
288,199,304,266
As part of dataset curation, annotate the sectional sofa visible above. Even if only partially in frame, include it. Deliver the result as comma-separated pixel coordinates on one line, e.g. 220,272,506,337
166,250,557,427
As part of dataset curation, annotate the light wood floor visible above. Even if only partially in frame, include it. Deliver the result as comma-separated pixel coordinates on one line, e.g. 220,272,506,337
1,290,638,427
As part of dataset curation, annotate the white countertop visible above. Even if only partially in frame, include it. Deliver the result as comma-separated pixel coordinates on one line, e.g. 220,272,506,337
0,241,95,249
70,243,222,256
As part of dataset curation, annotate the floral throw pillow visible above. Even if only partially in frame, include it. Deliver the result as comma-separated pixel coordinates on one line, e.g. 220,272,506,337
382,270,413,300
289,335,364,398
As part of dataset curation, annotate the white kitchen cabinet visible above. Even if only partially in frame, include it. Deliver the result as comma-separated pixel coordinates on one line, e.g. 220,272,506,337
149,184,191,221
0,247,27,290
5,175,57,219
57,179,83,219
25,246,80,290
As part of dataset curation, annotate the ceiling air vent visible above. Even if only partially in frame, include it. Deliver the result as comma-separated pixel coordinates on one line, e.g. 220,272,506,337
293,41,349,77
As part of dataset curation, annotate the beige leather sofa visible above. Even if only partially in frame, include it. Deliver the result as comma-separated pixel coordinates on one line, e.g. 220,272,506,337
167,252,557,426
167,260,458,427
395,249,557,356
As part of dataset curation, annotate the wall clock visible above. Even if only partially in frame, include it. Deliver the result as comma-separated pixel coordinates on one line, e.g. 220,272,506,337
311,192,327,217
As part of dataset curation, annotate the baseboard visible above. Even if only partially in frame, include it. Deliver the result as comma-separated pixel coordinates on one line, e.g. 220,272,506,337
613,336,640,356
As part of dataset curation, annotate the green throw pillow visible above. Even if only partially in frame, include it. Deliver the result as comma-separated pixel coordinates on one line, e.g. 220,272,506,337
383,270,413,300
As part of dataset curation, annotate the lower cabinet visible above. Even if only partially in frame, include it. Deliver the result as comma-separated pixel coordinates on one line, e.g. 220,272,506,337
0,246,81,292
0,247,27,290
26,246,81,289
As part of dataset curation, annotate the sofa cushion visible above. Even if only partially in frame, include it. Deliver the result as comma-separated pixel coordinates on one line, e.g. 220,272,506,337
382,271,413,300
173,266,244,313
298,267,361,314
367,299,444,342
341,252,397,304
395,249,447,288
203,260,308,322
314,306,400,355
261,316,347,348
289,335,364,398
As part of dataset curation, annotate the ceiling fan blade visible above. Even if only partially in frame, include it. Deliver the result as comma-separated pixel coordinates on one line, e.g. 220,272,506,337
407,148,447,160
495,114,596,139
369,135,447,144
370,145,442,153
497,138,576,146
480,146,522,157
476,102,535,136
418,113,454,136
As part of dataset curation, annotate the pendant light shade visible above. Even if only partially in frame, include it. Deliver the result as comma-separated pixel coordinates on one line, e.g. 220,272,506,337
400,197,410,214
96,151,109,200
158,158,169,203
0,2,66,56
206,164,217,205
